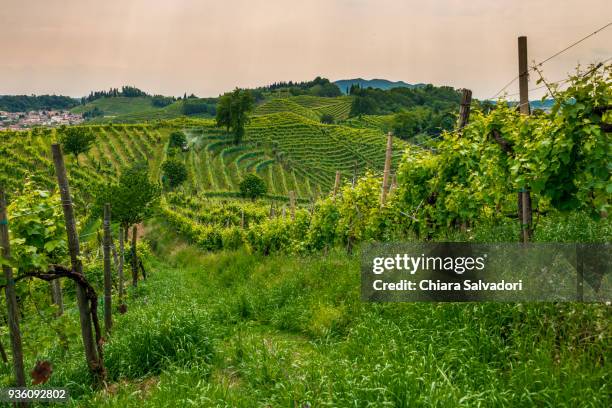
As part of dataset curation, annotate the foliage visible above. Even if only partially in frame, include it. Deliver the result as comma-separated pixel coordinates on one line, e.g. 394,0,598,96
93,164,161,229
2,181,67,273
0,94,79,112
181,98,216,116
168,131,187,149
82,86,148,103
58,126,96,164
258,76,341,97
82,106,104,119
391,106,455,140
239,174,267,200
393,63,611,235
349,83,461,117
320,113,335,124
161,159,188,188
151,95,175,108
216,89,255,144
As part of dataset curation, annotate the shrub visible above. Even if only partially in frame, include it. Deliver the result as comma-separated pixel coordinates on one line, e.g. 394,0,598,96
161,159,188,188
239,174,267,200
168,131,187,149
320,113,335,124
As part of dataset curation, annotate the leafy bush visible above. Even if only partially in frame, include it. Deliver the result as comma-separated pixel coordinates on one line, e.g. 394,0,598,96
239,174,267,200
168,131,187,149
320,113,335,124
161,159,188,188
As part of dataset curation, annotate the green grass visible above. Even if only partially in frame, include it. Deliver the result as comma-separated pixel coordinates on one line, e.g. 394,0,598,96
18,218,587,406
71,97,157,116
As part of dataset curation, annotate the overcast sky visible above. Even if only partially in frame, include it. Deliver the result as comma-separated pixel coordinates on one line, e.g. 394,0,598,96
1,0,610,99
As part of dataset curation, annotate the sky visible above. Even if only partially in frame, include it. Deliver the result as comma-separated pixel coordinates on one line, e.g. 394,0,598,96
1,0,610,99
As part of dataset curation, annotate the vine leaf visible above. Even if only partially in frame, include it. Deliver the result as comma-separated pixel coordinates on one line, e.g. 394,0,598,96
31,360,53,385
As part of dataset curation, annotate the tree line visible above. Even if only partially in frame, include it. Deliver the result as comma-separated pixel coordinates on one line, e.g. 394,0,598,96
0,95,79,113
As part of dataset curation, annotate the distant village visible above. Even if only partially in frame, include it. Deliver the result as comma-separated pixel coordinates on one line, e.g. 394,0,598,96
0,110,83,130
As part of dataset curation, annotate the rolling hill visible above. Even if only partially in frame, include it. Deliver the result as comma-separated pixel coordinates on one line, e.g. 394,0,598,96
334,78,425,94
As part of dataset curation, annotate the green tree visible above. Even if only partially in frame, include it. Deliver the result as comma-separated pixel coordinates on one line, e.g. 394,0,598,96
93,164,160,286
58,126,96,165
168,131,187,149
239,173,267,200
349,95,376,117
216,88,255,144
391,107,432,139
161,159,188,188
320,113,335,124
94,164,160,234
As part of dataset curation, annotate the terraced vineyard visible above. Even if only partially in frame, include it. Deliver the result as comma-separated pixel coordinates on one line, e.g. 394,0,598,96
254,95,353,122
180,126,321,198
246,112,407,187
0,125,167,204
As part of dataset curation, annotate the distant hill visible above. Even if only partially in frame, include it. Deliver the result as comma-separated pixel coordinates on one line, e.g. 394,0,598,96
72,96,217,123
334,78,424,94
0,94,79,112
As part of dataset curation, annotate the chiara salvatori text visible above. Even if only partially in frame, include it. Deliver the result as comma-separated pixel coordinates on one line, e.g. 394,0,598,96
373,279,524,291
372,254,487,275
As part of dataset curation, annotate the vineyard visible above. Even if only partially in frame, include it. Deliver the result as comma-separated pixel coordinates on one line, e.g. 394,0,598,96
0,59,610,407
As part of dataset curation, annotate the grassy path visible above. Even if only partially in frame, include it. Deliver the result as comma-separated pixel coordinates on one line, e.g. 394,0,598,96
73,222,610,407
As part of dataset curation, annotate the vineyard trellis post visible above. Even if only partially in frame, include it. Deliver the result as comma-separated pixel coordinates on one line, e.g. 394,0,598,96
518,36,533,242
458,89,472,130
380,132,393,206
333,171,341,197
51,144,103,378
131,225,138,287
289,190,296,220
269,203,275,219
103,203,112,335
51,279,64,316
0,187,27,400
118,226,125,302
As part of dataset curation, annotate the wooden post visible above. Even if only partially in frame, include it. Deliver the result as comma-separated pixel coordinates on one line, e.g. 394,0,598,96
110,236,119,271
103,203,112,335
51,144,100,374
333,171,341,197
118,226,124,301
131,225,138,287
51,280,64,316
0,188,27,395
281,206,286,218
289,191,296,220
518,36,533,242
518,37,530,116
240,209,245,229
269,203,275,219
458,89,472,130
380,132,393,206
